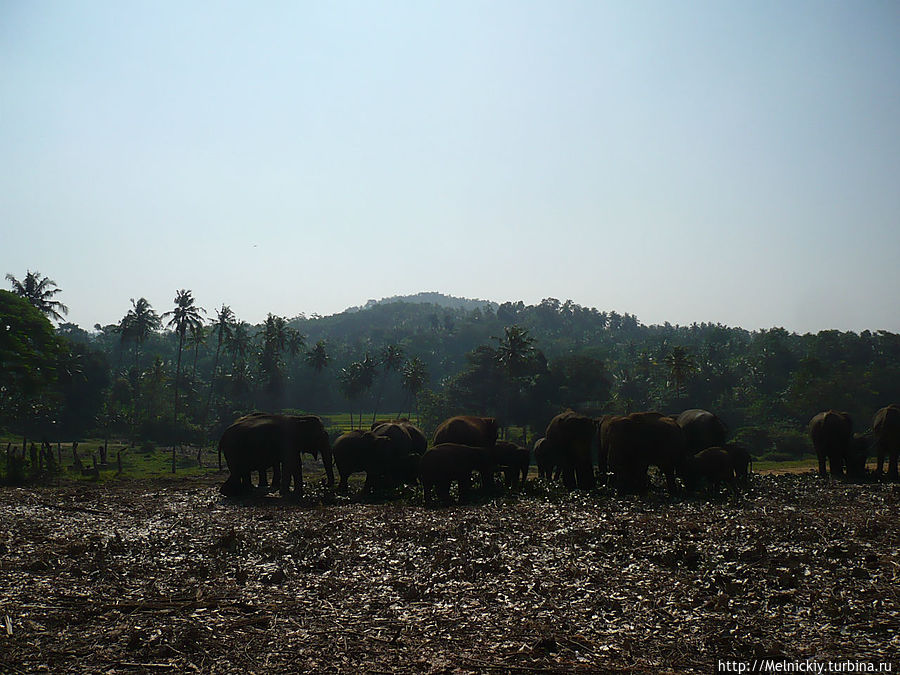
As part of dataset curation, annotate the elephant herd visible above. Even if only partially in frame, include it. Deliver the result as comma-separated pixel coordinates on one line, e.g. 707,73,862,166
809,404,900,480
218,404,900,505
534,409,751,498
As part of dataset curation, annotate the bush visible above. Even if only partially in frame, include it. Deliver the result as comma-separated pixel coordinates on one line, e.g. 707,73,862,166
759,450,796,463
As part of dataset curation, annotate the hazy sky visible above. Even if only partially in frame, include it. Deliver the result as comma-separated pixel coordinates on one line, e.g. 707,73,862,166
2,1,899,333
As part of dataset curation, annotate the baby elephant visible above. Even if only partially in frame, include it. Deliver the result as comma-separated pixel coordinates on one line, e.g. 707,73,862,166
420,443,493,506
683,447,739,499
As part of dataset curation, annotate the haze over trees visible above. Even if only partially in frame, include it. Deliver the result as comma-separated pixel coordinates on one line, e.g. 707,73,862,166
3,274,900,464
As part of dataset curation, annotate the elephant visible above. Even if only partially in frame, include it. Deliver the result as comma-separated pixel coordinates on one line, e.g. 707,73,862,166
605,412,687,494
371,419,428,455
433,415,499,448
493,440,529,490
873,404,900,479
332,430,394,493
809,410,853,478
219,413,333,498
419,443,496,506
372,422,416,456
534,437,560,481
723,442,753,485
545,410,596,491
681,446,738,499
676,409,729,454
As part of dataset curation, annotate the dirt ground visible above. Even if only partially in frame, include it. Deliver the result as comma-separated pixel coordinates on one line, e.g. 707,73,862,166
1,473,898,674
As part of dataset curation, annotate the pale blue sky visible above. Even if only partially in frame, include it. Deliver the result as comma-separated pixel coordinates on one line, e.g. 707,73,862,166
2,1,899,333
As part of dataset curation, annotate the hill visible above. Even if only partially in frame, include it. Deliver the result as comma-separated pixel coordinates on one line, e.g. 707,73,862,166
345,292,499,313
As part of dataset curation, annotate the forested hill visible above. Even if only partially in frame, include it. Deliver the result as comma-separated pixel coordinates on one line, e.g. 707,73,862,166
5,286,900,461
343,292,499,313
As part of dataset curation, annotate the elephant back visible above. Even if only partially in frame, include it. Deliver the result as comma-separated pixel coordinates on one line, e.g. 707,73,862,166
873,405,900,438
676,408,729,454
809,410,853,448
432,416,498,448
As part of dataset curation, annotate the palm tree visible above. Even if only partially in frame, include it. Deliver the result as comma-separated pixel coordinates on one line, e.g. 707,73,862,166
227,321,252,374
187,322,208,402
305,340,330,372
493,325,537,433
494,325,536,378
665,346,695,399
118,298,160,441
401,357,428,423
204,304,234,440
357,353,377,426
161,289,206,459
372,344,405,424
338,362,363,430
286,328,306,362
258,314,290,408
6,270,69,321
119,298,161,372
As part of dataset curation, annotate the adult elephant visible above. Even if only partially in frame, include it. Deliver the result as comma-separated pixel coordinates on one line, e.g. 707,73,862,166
873,404,900,480
432,415,498,448
809,410,853,478
371,419,428,455
420,443,495,506
605,412,687,494
676,409,729,454
219,413,333,498
545,410,596,491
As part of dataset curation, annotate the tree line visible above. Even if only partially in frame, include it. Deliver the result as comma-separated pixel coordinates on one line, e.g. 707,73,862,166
3,271,900,464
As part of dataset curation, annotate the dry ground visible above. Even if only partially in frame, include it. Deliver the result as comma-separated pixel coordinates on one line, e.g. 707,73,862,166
1,473,898,674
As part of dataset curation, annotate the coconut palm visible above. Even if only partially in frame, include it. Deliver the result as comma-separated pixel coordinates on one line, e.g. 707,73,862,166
665,346,695,399
493,325,537,432
118,298,161,372
204,304,234,436
401,357,428,422
6,270,69,321
338,362,364,430
305,340,330,372
227,321,252,374
187,322,208,400
258,314,290,408
372,344,405,424
161,289,206,449
117,298,160,441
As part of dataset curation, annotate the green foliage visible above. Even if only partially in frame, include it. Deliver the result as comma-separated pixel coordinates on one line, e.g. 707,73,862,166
4,278,900,466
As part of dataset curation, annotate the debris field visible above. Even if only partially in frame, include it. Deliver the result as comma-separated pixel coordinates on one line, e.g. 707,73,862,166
1,473,898,673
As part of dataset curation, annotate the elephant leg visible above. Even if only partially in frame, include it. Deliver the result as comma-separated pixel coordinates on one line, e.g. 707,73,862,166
280,459,301,498
561,462,576,490
271,462,281,491
459,473,473,501
829,453,844,479
817,451,827,478
438,480,451,506
363,472,375,495
257,468,269,490
338,471,349,493
663,468,677,495
889,451,899,481
876,443,885,475
576,457,595,491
